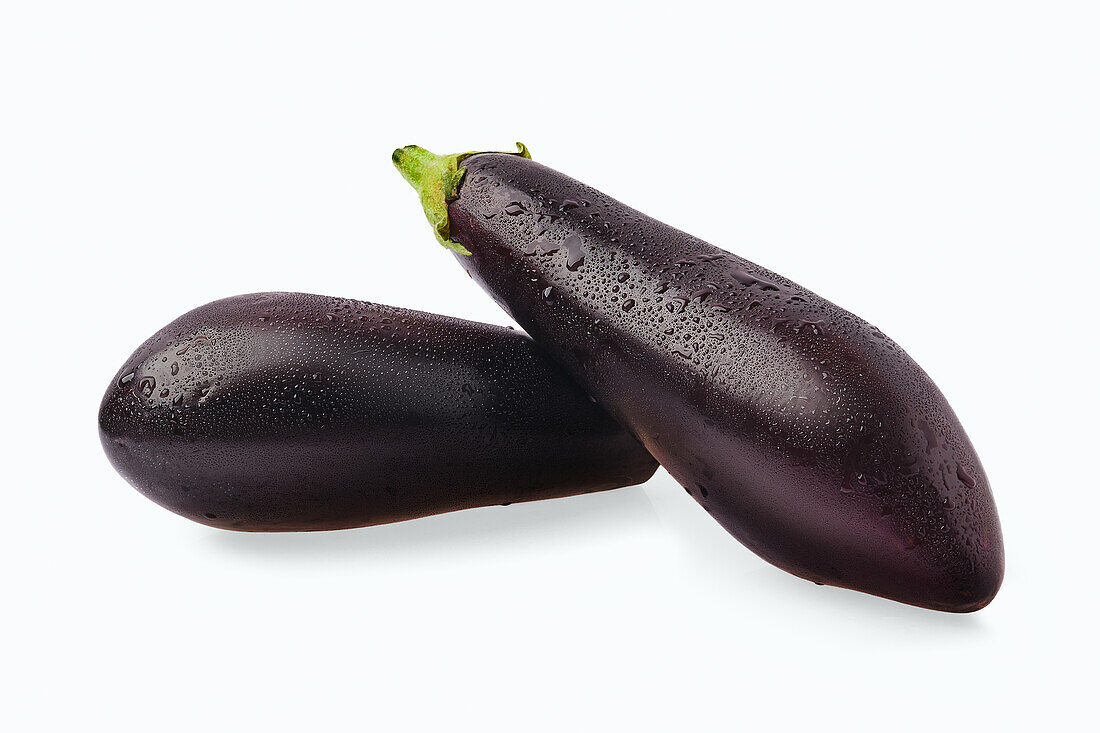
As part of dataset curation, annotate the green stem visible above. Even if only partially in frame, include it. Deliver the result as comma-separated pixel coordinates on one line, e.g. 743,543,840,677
392,143,530,255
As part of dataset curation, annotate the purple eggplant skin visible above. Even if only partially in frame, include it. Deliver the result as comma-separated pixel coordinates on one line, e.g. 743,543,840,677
394,146,1004,612
98,293,658,531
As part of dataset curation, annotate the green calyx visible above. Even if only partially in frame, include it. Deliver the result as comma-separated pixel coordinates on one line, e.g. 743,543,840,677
392,143,531,255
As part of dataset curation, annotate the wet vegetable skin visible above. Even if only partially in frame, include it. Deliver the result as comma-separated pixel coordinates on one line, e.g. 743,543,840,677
99,293,657,531
395,146,1004,612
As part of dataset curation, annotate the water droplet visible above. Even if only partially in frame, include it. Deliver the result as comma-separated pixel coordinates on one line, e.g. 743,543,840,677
956,465,976,488
562,234,587,270
691,286,714,301
917,419,938,451
730,266,780,291
524,239,560,256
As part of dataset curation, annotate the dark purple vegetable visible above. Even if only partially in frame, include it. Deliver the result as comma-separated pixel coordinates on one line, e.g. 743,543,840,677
99,292,657,531
394,144,1004,611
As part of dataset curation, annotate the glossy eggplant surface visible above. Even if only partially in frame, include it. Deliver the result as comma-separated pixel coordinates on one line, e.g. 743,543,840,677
395,145,1003,611
99,292,658,531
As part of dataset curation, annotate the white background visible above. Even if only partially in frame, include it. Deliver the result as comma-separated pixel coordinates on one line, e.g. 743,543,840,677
2,2,1097,731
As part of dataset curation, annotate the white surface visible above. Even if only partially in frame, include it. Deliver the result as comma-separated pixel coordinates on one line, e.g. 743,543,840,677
2,2,1096,731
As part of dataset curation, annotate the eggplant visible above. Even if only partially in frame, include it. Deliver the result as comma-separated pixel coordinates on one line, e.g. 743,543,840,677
394,144,1004,611
99,292,657,531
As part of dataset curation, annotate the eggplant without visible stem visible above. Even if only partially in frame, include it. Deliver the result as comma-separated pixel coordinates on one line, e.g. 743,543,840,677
394,144,1004,612
99,292,657,531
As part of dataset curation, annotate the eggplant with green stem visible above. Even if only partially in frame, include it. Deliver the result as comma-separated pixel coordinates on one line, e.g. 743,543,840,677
394,143,1004,612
